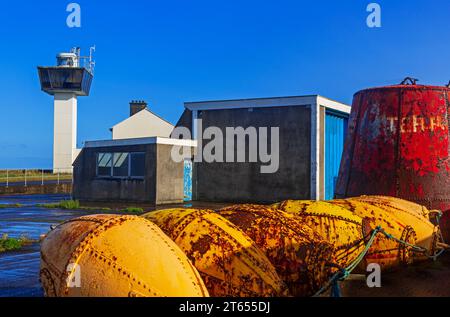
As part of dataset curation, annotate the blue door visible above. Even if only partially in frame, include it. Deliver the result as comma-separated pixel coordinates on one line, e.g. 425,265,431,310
183,160,193,201
325,113,347,200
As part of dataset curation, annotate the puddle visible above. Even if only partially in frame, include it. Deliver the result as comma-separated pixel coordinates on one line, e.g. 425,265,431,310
0,194,99,297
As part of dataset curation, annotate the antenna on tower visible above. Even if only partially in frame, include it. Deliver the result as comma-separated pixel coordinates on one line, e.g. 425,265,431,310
71,47,81,56
68,46,96,74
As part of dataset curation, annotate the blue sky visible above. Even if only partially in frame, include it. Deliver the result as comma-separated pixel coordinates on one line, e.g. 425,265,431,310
0,0,449,168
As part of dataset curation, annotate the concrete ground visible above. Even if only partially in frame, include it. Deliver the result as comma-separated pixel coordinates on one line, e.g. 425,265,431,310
1,194,449,297
340,253,450,297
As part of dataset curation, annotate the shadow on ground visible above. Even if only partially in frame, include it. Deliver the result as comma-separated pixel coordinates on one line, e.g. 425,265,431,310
340,253,450,297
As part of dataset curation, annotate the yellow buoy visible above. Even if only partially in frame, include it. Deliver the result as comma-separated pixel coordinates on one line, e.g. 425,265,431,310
40,214,209,297
354,195,431,219
143,208,288,297
217,204,335,296
329,199,417,270
276,200,368,269
349,196,442,256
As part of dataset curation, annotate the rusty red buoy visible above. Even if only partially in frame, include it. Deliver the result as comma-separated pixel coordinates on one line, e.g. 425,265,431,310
336,79,450,241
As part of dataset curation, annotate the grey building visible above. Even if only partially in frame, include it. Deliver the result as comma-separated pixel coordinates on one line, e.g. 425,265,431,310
175,95,351,203
73,137,195,204
73,94,350,205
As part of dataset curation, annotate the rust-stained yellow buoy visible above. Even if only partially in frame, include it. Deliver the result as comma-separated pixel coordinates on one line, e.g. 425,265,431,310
353,195,431,219
217,204,335,297
143,208,288,297
328,199,417,270
348,196,442,257
276,200,368,269
40,214,209,297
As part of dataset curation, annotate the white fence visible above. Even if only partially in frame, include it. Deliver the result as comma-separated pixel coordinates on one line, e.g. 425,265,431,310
0,169,73,187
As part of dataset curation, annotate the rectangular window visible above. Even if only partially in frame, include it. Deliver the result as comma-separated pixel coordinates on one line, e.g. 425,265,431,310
96,152,145,179
97,153,112,177
113,153,129,177
130,153,145,177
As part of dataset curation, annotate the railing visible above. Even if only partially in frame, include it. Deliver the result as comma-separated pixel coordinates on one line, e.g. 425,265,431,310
0,169,73,188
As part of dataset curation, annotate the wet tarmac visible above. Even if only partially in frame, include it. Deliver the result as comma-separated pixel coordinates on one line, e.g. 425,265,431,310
0,194,91,297
0,195,229,297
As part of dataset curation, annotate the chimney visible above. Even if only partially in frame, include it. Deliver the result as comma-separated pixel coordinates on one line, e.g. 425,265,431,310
130,100,148,116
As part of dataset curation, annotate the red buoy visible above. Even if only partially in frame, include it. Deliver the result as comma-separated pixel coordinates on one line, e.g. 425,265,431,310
336,79,450,241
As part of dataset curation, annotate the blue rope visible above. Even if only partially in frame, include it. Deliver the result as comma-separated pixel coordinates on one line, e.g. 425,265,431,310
331,278,342,297
313,222,447,297
379,229,427,252
313,226,382,297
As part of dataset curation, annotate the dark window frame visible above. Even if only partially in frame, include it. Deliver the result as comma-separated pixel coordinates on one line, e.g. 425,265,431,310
96,152,145,180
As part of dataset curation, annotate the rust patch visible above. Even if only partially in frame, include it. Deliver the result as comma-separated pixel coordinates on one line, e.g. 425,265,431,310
190,235,213,256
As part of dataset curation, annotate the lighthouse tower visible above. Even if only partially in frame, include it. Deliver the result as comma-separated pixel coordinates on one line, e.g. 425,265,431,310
38,47,94,173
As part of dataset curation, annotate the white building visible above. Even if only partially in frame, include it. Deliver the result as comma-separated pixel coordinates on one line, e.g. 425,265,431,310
111,101,174,140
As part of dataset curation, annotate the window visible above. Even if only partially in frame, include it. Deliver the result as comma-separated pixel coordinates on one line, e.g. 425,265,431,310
130,153,145,177
97,153,112,177
113,153,129,177
96,152,145,179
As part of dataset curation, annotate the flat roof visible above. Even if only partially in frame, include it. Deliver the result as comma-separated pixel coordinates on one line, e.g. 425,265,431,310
84,137,197,148
184,95,351,114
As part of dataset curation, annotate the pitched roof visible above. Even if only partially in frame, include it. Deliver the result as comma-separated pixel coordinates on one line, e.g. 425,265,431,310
110,108,174,130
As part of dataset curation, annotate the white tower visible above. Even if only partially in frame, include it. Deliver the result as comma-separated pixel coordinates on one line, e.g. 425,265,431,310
38,47,94,173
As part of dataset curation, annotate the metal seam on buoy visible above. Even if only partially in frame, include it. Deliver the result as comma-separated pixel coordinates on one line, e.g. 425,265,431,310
62,215,133,295
142,220,206,297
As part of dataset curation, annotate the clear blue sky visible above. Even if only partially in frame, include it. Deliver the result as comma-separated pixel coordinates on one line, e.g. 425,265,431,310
0,0,449,168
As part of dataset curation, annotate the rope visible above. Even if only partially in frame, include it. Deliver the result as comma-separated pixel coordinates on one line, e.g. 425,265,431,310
313,226,382,297
427,210,447,261
313,221,447,297
378,229,426,252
